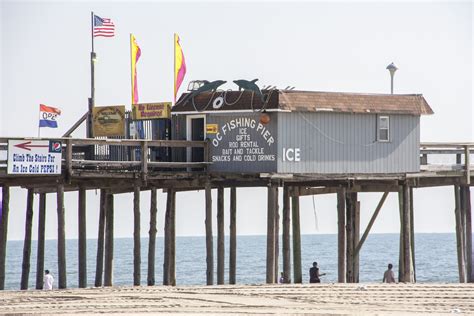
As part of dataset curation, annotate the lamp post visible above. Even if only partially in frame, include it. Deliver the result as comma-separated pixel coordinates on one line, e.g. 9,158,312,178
386,62,398,94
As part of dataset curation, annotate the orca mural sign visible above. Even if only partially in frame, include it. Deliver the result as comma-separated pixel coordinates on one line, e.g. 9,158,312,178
208,115,277,172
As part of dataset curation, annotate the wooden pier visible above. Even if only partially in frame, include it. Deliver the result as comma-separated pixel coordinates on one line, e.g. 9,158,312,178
0,137,473,289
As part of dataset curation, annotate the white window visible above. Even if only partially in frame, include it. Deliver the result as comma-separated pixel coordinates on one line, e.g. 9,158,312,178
378,116,390,142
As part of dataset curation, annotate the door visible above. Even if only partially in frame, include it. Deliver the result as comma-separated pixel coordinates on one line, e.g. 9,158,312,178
190,117,205,162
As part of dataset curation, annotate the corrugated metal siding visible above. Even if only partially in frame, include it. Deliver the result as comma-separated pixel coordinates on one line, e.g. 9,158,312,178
277,112,420,174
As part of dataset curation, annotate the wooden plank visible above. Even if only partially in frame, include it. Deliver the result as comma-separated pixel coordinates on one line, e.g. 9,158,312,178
266,185,276,284
66,139,73,180
141,142,148,182
398,186,404,282
401,184,412,282
78,188,87,288
282,186,291,283
163,189,172,285
133,186,141,286
345,192,354,283
337,187,346,283
35,193,46,290
20,189,34,290
62,112,88,137
94,189,106,287
410,187,416,282
71,160,210,169
456,185,466,282
292,192,302,284
217,187,225,285
205,184,213,285
0,186,10,290
229,187,237,285
104,193,114,286
354,192,389,257
57,184,67,289
147,188,157,286
354,201,360,283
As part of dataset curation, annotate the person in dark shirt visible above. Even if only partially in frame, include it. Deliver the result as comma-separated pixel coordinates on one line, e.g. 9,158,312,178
309,261,325,283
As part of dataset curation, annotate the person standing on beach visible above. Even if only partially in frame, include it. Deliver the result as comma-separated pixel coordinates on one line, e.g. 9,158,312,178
382,264,396,283
309,262,325,283
43,270,54,290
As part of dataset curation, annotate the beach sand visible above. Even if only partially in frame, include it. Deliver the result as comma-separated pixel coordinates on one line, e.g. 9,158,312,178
1,283,473,315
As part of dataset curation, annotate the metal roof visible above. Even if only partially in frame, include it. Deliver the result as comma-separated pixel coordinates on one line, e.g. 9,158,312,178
172,90,434,115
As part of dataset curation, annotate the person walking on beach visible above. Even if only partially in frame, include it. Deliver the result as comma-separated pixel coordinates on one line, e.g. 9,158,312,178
382,264,396,283
43,270,54,290
309,262,325,283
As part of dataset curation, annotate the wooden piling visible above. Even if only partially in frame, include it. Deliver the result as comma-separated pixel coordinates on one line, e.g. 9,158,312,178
217,187,225,285
464,186,472,282
229,187,237,285
133,186,141,286
57,184,67,289
398,186,405,282
78,187,87,288
35,193,46,290
0,186,10,290
205,184,214,285
170,190,176,286
345,192,355,283
400,184,412,282
454,185,466,282
95,189,107,287
20,189,34,290
354,200,360,283
163,189,172,285
337,187,346,283
292,191,302,284
147,188,158,286
282,186,291,283
274,187,280,283
409,187,416,282
104,193,114,286
266,185,276,283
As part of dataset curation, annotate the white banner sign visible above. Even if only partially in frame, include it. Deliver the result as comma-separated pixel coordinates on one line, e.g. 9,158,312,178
7,140,62,175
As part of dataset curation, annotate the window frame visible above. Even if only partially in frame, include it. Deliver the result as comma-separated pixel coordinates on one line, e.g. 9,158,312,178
378,115,390,142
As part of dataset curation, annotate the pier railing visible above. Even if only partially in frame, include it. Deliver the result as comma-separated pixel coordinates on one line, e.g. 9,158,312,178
420,142,473,184
0,137,211,177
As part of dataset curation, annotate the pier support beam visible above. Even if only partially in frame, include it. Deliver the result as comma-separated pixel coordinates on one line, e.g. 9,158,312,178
0,186,10,290
170,190,176,286
462,186,472,282
274,187,280,283
398,184,413,283
345,192,359,283
217,187,225,285
292,191,302,284
266,184,277,283
35,193,46,289
148,188,158,286
21,189,34,290
205,184,213,285
282,186,291,283
78,187,87,288
104,193,114,286
337,187,346,283
133,186,141,286
57,184,67,289
454,185,466,282
95,189,107,287
410,187,416,282
163,189,174,285
229,187,237,285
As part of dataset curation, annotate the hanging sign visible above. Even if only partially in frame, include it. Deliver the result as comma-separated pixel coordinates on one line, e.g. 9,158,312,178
92,105,126,137
132,102,171,120
7,140,62,175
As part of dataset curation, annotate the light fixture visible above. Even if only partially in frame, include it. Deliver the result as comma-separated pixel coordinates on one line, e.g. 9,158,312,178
386,62,398,94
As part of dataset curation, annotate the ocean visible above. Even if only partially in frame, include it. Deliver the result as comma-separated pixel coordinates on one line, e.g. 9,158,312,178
3,233,459,290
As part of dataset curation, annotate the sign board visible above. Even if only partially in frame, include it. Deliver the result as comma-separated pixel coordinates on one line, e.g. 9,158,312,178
206,124,218,134
207,115,277,172
132,102,171,120
7,140,62,175
92,106,126,137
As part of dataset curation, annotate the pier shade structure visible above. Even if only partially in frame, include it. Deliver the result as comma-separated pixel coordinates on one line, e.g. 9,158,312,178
0,87,473,290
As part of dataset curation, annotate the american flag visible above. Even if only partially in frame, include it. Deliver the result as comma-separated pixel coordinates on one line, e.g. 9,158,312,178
93,15,115,37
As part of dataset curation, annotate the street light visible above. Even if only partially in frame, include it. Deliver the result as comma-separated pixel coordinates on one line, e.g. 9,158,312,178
386,62,398,94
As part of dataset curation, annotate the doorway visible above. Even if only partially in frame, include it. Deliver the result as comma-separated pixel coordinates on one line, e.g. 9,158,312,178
187,115,205,162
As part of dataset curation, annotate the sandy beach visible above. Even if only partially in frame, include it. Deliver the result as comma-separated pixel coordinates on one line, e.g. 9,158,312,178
1,283,473,315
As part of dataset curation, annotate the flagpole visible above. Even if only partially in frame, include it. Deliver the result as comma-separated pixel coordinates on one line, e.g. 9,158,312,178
173,33,176,104
88,11,96,139
38,106,41,138
130,34,133,105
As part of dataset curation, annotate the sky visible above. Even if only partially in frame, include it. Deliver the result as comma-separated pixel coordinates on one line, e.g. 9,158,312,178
0,1,473,241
